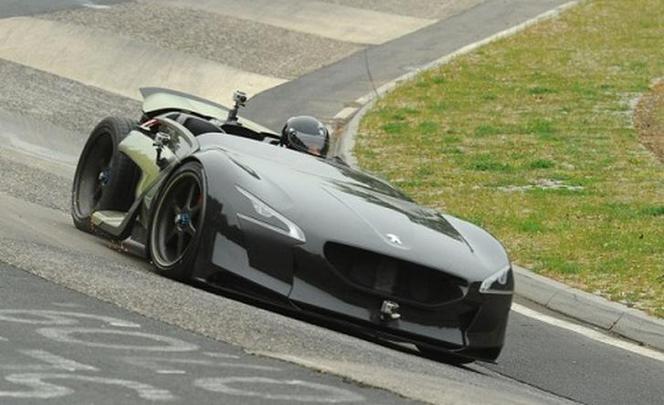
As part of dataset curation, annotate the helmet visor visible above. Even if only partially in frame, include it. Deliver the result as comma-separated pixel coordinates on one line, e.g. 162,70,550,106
289,131,329,157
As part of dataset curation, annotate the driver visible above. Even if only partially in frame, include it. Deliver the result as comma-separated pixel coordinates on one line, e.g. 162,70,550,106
281,116,330,158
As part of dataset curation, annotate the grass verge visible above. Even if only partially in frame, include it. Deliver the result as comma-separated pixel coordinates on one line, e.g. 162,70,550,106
355,0,663,317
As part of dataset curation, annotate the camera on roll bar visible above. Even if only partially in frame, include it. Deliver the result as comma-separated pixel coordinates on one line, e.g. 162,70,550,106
234,90,247,106
226,90,247,125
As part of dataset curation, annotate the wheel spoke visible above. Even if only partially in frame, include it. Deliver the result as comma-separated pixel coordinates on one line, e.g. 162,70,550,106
185,223,196,236
173,203,182,215
185,184,197,210
176,232,185,256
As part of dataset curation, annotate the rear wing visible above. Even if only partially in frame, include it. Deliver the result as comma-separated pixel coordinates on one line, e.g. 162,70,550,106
140,87,276,135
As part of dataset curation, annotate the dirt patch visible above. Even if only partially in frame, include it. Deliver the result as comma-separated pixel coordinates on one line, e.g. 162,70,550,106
634,80,664,161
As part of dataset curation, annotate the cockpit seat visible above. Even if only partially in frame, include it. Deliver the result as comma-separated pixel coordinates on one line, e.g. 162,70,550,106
182,116,224,136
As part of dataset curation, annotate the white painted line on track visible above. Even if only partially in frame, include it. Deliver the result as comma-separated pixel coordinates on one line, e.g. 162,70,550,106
0,17,285,105
157,370,187,375
146,0,436,45
110,322,141,328
82,3,111,9
203,352,240,359
50,303,83,309
512,303,664,363
20,350,98,372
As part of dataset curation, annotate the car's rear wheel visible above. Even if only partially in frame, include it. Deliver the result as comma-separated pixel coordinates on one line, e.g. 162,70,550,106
71,117,138,234
417,346,475,365
149,162,206,281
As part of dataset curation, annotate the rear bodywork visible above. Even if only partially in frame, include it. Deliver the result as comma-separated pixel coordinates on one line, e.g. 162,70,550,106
94,88,514,362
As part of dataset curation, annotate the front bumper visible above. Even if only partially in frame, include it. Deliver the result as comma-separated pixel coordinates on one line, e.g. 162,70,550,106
289,246,513,362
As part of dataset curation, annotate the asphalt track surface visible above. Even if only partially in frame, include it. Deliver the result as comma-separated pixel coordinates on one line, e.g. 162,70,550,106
0,264,407,405
0,1,663,404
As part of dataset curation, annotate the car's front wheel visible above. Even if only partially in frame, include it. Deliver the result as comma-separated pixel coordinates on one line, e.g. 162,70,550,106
149,162,206,281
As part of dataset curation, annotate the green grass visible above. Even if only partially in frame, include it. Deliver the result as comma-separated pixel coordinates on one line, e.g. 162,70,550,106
355,0,664,317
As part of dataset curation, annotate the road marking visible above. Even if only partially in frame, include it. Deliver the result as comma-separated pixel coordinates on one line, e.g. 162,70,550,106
1,373,174,401
50,303,83,308
512,303,664,362
0,374,71,399
0,17,285,105
156,370,186,375
20,350,98,372
82,3,111,10
194,377,365,403
110,322,141,328
0,336,7,342
1,351,97,372
146,0,435,45
123,357,281,372
0,310,140,328
36,328,199,352
203,352,240,359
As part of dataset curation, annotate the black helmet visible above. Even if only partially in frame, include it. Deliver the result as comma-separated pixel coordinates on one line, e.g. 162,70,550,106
281,116,330,157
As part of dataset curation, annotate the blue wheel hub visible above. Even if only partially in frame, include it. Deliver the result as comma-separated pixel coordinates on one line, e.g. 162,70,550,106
175,212,191,228
98,168,111,186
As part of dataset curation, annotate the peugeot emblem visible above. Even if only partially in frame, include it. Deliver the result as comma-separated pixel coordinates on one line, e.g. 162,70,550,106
386,233,402,246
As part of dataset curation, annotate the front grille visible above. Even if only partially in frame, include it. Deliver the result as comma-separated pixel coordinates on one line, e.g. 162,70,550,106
324,243,467,306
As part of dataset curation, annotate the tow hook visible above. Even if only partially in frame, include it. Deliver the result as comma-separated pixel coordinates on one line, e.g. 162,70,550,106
380,300,401,321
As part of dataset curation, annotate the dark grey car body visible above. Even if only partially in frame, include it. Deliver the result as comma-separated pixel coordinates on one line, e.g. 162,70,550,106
75,88,514,363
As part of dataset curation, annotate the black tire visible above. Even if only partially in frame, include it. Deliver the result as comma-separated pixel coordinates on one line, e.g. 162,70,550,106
417,346,475,365
148,162,206,281
71,117,139,233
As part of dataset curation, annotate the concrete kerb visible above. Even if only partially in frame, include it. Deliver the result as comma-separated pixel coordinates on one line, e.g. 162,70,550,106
333,97,376,168
514,266,664,351
331,0,664,353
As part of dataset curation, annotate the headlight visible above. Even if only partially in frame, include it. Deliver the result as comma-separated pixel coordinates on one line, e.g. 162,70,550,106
235,186,306,243
479,265,513,295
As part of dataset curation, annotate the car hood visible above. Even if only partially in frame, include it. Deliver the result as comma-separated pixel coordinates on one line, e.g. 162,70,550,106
214,136,509,282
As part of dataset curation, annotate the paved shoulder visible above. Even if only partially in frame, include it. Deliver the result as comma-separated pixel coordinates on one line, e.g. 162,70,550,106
489,307,664,405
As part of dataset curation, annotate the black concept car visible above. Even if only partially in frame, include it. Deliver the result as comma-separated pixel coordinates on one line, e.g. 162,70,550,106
72,88,514,364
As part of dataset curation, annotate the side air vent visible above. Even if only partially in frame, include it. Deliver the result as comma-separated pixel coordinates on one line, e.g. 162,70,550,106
324,243,468,306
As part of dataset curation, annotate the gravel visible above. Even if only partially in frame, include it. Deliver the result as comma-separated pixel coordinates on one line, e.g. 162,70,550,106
41,2,362,79
0,150,71,212
0,59,140,138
